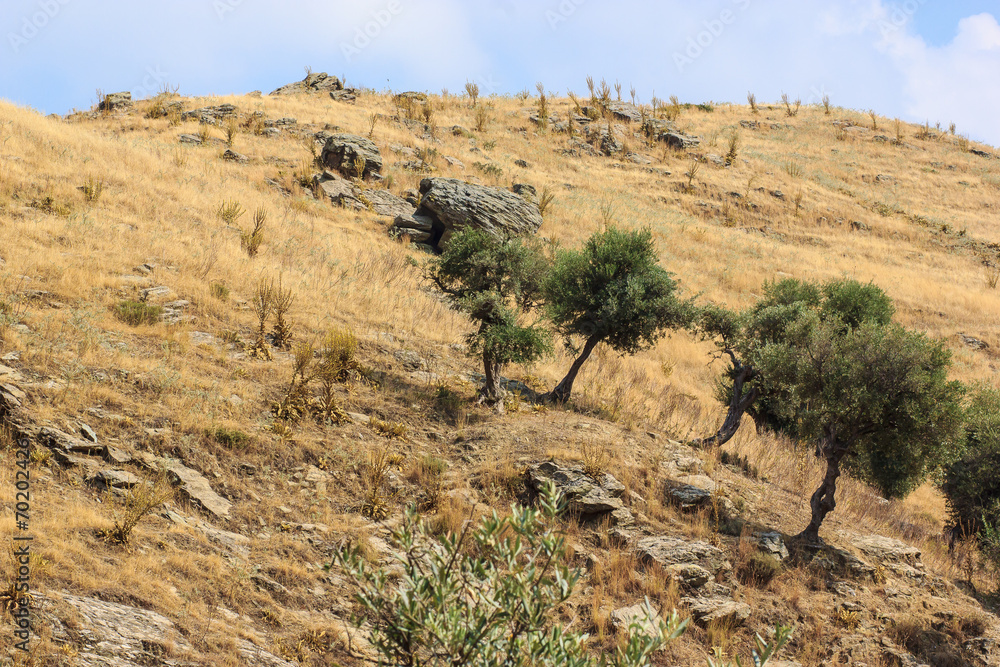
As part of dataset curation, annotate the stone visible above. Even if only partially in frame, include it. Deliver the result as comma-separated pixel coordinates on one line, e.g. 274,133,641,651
271,71,344,96
87,469,141,490
40,426,105,457
165,510,250,558
756,531,790,561
178,133,203,144
527,461,629,519
393,349,426,371
665,563,713,589
140,285,174,301
79,422,98,443
683,597,751,627
182,103,238,124
393,177,543,252
849,534,922,567
234,637,298,667
222,149,249,163
636,536,728,575
189,331,220,347
960,333,989,350
587,126,623,155
98,92,132,112
313,171,415,218
444,156,466,169
137,453,232,519
40,593,193,666
643,118,676,137
610,603,661,638
330,89,358,102
252,572,290,597
321,133,383,179
661,131,700,149
740,120,760,130
664,478,714,510
606,101,643,123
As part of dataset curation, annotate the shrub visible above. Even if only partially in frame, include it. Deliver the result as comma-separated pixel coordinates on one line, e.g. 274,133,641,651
114,300,162,326
240,207,266,257
465,80,480,106
81,176,104,203
747,92,758,115
209,426,251,449
98,475,173,545
210,282,230,301
217,200,245,226
736,552,782,587
332,482,688,667
270,274,293,349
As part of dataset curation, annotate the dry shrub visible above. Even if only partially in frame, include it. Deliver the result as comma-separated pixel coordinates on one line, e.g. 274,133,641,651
98,475,174,545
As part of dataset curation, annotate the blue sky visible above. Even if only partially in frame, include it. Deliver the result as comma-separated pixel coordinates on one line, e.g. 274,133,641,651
2,0,998,145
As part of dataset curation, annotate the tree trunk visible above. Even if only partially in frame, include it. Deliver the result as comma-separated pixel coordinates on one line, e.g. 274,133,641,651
697,364,758,448
797,437,848,543
479,351,506,414
543,335,602,404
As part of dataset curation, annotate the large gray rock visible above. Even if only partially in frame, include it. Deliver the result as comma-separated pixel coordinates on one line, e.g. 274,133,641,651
395,177,543,251
849,533,922,566
527,461,630,521
270,72,343,96
610,603,661,639
661,131,701,149
313,171,414,218
137,453,232,519
636,536,728,576
42,594,193,666
606,101,642,123
683,597,751,627
182,104,237,124
321,134,383,179
98,92,132,112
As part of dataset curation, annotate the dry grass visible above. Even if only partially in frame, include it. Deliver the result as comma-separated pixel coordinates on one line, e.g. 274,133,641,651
1,87,999,665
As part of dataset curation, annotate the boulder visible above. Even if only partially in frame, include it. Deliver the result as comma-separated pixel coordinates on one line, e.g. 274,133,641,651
587,125,623,156
270,72,343,96
321,134,383,179
393,177,543,251
330,89,358,102
182,104,237,124
527,461,629,520
87,469,141,490
606,101,643,123
683,597,751,627
222,149,248,163
665,563,713,589
642,118,675,137
849,533,922,567
313,171,414,218
98,92,132,112
610,603,661,639
664,477,713,509
661,131,701,149
41,593,193,666
756,531,790,561
636,536,728,576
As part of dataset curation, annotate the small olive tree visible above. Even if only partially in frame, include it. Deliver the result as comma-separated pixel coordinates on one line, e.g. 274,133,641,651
427,227,551,409
332,482,688,667
542,227,695,403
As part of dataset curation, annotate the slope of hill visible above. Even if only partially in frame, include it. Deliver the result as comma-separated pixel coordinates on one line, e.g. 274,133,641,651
1,77,999,666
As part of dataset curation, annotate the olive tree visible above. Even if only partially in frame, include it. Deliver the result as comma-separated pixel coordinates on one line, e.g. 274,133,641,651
542,227,694,403
942,386,1000,558
699,278,963,541
427,227,551,408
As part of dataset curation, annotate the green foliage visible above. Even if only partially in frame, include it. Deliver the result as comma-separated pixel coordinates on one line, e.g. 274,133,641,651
332,481,688,667
208,426,251,449
114,300,162,326
428,227,551,400
704,278,964,499
736,552,782,587
545,227,694,354
942,386,1000,549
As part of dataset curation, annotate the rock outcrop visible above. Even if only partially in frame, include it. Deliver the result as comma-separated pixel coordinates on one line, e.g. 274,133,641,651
313,171,414,218
98,92,132,112
270,72,343,96
321,134,383,180
391,177,543,251
527,461,632,524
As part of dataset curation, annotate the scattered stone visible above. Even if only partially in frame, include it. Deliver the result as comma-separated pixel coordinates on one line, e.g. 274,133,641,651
683,597,752,627
527,461,630,520
234,637,298,667
189,331,220,347
330,89,358,102
321,134,383,179
79,422,98,443
771,190,786,200
960,333,989,350
636,536,728,575
40,426,105,457
140,286,174,302
165,510,250,558
606,101,643,123
137,453,232,519
514,158,530,168
756,531,790,561
661,131,701,149
664,476,716,510
740,120,760,130
391,177,543,251
970,148,994,159
665,563,713,589
222,149,249,163
271,72,344,96
98,92,132,112
849,533,922,567
393,349,427,371
313,171,414,218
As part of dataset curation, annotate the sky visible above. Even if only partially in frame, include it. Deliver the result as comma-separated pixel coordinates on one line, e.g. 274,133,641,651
1,0,998,146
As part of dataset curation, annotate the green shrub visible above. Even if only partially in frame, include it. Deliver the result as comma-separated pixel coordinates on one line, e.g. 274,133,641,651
114,300,162,326
209,426,251,449
332,482,688,667
210,282,230,301
737,552,782,587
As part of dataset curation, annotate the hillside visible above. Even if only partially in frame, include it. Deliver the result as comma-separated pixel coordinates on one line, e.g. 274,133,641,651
1,75,999,666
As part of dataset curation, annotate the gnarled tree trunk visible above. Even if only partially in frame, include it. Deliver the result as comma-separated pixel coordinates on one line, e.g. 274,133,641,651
797,435,849,543
479,350,506,413
543,335,602,404
697,360,758,448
